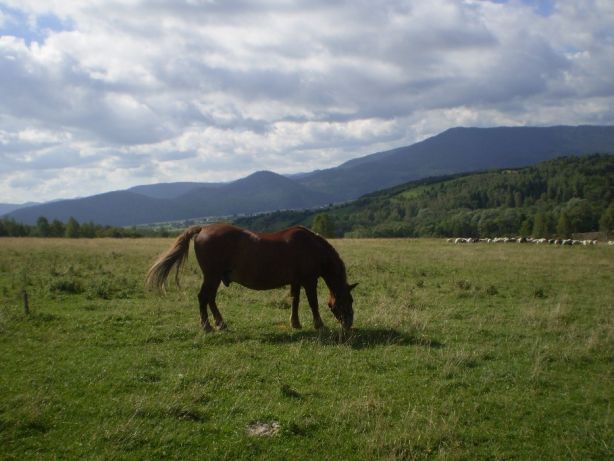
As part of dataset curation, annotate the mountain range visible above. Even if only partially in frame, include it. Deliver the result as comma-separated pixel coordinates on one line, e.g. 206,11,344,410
4,125,614,226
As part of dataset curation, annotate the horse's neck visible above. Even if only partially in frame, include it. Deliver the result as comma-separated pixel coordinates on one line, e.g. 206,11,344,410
322,255,346,294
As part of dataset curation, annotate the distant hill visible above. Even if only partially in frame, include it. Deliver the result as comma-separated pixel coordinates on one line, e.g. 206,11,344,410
0,202,39,215
5,125,614,226
177,171,333,217
128,182,218,199
5,192,178,227
235,155,614,238
294,125,614,200
7,171,333,226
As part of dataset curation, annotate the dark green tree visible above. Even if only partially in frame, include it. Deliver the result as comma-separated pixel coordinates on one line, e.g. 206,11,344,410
312,213,336,238
599,203,614,236
519,218,532,237
80,221,97,238
564,198,595,233
65,217,80,238
0,218,28,236
532,212,547,238
36,216,51,237
50,219,65,237
556,211,572,238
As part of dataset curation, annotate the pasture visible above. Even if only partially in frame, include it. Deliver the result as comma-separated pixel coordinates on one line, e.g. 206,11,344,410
0,237,612,460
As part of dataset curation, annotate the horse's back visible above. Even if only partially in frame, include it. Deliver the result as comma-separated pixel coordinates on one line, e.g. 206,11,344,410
263,225,314,242
195,223,247,241
194,224,325,252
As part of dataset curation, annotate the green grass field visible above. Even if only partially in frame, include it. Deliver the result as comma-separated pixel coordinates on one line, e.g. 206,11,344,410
0,237,612,460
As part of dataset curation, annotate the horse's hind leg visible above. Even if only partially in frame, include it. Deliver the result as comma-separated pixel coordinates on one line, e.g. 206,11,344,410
304,281,324,330
209,298,226,330
205,278,226,330
198,282,214,332
290,283,301,329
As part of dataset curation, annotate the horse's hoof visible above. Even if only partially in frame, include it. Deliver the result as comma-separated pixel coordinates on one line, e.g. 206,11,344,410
216,322,227,331
291,321,302,329
202,323,214,333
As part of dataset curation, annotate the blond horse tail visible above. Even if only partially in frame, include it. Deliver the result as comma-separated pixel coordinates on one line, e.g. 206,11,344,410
145,225,203,291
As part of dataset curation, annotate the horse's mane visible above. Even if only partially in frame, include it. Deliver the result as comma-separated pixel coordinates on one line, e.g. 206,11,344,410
300,226,347,285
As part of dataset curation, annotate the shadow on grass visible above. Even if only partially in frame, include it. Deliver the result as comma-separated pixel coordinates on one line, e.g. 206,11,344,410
261,327,443,350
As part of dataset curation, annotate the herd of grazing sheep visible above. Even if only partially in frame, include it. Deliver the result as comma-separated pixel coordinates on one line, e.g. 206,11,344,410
448,237,614,245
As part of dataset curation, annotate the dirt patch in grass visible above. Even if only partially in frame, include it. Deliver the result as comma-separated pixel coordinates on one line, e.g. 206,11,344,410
246,421,281,437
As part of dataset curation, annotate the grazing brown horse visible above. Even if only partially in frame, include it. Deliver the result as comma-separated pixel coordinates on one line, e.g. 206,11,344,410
146,224,356,332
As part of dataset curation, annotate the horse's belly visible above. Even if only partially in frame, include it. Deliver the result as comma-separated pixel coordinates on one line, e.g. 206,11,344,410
229,268,292,290
239,280,288,290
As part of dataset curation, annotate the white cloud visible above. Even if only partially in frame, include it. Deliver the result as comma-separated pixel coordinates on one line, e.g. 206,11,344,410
0,0,613,202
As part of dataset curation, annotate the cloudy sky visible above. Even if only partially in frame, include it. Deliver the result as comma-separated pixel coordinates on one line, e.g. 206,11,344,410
1,0,613,203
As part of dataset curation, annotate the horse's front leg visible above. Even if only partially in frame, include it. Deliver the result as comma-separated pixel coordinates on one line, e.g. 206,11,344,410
290,283,301,329
304,281,324,330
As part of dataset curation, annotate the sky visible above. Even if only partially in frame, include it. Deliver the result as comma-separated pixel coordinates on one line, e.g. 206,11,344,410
1,0,613,203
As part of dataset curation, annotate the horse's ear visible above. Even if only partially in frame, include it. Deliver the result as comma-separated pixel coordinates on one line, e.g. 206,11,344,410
348,282,358,291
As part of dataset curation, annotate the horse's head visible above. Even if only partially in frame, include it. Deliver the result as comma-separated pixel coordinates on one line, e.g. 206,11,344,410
328,282,358,330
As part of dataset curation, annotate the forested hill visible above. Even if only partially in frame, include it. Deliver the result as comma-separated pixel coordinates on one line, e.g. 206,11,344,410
234,154,614,238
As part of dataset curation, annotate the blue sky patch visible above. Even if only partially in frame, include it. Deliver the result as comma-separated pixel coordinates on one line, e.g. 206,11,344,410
489,0,555,17
0,5,74,45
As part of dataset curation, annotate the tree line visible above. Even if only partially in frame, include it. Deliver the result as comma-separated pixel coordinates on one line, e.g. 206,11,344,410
0,216,167,238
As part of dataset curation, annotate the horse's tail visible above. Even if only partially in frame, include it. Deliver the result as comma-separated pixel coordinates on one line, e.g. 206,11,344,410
145,225,204,292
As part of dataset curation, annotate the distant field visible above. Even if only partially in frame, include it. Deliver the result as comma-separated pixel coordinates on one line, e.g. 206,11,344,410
0,237,612,460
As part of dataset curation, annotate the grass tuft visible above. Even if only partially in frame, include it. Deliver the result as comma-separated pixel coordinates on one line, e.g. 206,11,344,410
279,383,302,399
